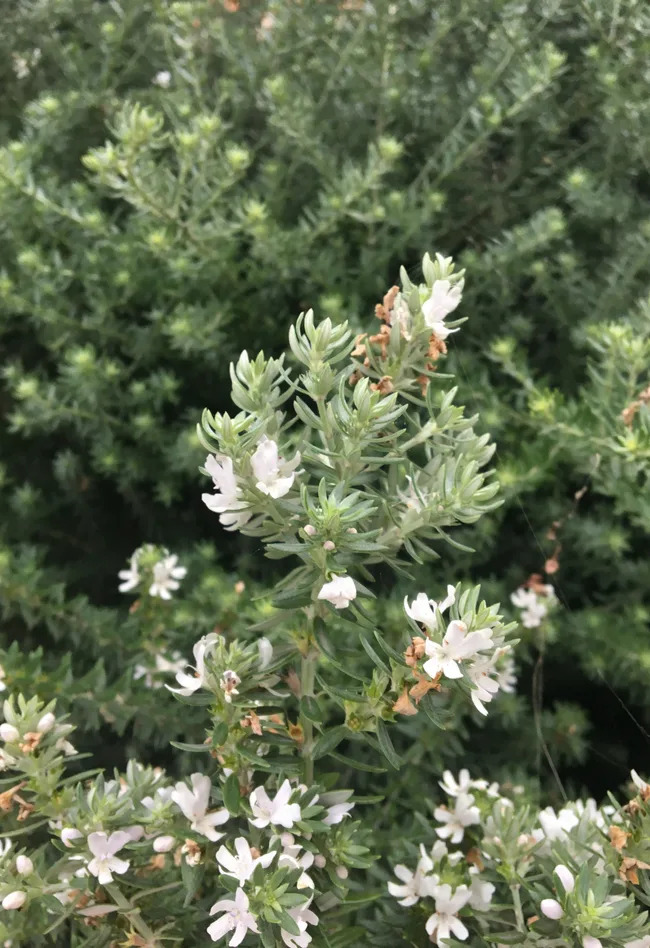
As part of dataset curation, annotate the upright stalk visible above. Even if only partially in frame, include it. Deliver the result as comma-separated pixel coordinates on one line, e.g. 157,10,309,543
300,653,317,784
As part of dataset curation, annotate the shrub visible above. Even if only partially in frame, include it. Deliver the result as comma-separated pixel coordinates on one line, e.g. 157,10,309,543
1,272,649,946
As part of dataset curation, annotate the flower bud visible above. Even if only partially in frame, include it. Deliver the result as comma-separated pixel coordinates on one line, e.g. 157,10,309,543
554,864,574,894
37,712,55,733
540,898,564,920
0,724,19,743
153,835,175,853
314,854,326,868
323,540,335,551
2,890,26,910
303,525,317,537
583,938,602,948
280,833,294,848
61,828,83,847
16,855,33,876
335,866,349,879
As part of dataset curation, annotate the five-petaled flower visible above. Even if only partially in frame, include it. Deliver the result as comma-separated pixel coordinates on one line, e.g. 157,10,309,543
425,883,470,946
388,846,438,906
169,633,220,696
86,831,132,884
421,276,463,339
207,887,259,945
216,837,275,884
404,585,456,630
149,554,187,599
434,792,480,843
249,779,301,829
317,575,357,610
280,898,319,948
251,437,301,499
423,620,493,681
202,455,252,530
172,773,229,841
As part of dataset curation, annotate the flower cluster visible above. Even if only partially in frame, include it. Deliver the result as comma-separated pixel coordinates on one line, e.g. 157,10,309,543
201,436,301,530
510,582,556,628
118,544,187,600
389,768,650,947
404,585,516,715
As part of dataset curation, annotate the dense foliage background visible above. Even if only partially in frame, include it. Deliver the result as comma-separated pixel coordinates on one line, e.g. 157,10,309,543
1,0,650,808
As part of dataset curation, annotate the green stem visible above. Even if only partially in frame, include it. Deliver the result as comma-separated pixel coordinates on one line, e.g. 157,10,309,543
106,882,157,943
511,882,525,932
300,653,317,785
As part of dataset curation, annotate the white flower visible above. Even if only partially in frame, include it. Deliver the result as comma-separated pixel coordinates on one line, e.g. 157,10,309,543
535,806,579,843
439,770,475,797
425,883,470,946
631,770,649,793
468,869,495,912
15,855,33,876
554,864,575,893
37,712,55,733
540,898,564,920
258,637,273,669
278,844,315,890
216,837,275,884
61,828,83,848
423,620,493,681
202,455,251,530
0,665,7,692
388,293,413,340
251,437,301,499
149,554,186,599
134,652,185,689
153,835,175,853
118,554,141,592
467,654,502,715
404,586,455,631
249,779,301,829
583,938,602,948
434,792,480,844
421,279,463,339
2,891,26,910
388,846,438,906
55,737,77,756
510,587,549,628
86,831,132,885
169,632,220,696
0,839,11,859
320,790,354,826
207,887,259,945
280,898,319,948
496,655,517,693
0,724,19,743
153,70,171,88
142,786,175,813
317,575,357,610
172,773,230,841
220,670,241,703
12,48,40,79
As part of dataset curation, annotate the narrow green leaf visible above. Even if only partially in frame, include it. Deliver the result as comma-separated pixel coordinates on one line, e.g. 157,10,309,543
300,695,324,723
169,740,210,753
375,719,401,769
312,725,349,760
222,773,241,815
330,751,387,774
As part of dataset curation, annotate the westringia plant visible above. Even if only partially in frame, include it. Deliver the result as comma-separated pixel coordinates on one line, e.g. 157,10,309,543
1,255,649,947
